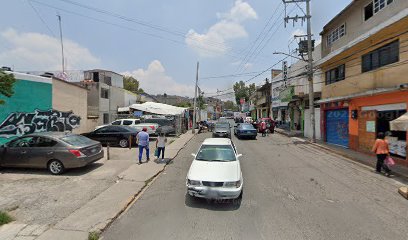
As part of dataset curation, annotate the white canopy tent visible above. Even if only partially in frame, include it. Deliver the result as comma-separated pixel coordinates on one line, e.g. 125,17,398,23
129,102,187,115
390,112,408,131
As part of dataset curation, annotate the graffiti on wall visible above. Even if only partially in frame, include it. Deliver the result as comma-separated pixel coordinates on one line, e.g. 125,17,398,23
0,109,81,138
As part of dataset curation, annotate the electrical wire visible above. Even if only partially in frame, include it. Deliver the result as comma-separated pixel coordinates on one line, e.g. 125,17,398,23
39,0,274,62
235,1,283,72
27,0,57,37
29,0,251,59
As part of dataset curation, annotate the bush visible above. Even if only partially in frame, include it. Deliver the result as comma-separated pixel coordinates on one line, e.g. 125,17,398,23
0,211,13,226
88,231,100,240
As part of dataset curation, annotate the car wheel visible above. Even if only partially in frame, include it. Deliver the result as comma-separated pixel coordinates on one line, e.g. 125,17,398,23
119,138,129,148
252,136,257,140
48,160,65,175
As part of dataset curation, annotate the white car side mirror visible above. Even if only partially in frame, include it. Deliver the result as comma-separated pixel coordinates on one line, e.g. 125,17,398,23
191,153,196,158
236,154,243,158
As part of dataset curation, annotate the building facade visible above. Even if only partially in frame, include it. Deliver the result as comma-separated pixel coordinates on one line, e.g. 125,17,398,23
81,69,127,125
0,72,86,144
317,0,408,164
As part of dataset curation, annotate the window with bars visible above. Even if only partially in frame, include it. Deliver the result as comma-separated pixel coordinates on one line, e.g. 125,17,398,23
362,40,399,72
327,24,346,46
101,88,109,99
325,64,345,85
365,0,394,21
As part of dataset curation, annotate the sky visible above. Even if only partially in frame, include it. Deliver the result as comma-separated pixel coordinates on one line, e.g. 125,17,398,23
0,0,352,99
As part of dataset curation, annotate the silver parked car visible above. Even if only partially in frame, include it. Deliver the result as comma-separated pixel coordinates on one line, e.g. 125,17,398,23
0,132,104,175
212,122,231,138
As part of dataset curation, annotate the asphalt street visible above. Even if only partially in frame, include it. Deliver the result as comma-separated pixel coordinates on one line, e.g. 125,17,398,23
103,126,408,240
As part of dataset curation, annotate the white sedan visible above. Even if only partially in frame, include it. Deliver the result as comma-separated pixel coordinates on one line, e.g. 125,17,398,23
186,138,243,200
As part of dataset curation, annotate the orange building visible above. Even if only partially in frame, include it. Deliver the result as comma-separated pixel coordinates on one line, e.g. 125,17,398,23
317,0,408,166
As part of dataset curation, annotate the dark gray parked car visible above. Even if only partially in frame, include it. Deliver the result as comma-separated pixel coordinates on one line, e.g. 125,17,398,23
0,132,104,175
212,122,231,138
142,118,176,135
234,123,257,139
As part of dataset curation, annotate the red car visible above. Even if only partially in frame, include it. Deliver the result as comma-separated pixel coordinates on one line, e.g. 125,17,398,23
255,118,275,133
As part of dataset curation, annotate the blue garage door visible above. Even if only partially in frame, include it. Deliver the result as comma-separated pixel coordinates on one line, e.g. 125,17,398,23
326,109,349,148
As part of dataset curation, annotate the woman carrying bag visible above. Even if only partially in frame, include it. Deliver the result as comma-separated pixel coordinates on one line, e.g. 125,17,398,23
156,132,167,161
372,132,392,177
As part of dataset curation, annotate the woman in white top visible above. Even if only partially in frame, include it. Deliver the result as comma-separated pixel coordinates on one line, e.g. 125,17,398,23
156,132,167,160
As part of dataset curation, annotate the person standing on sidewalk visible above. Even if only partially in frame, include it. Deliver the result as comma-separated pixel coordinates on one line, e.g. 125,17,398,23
372,132,391,176
136,127,150,164
261,120,267,137
156,132,167,161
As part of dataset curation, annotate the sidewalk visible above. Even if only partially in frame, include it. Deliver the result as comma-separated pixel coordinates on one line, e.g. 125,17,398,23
276,128,408,179
0,131,195,240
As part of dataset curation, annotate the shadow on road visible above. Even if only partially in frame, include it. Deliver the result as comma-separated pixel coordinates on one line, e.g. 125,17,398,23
184,193,242,211
0,162,104,176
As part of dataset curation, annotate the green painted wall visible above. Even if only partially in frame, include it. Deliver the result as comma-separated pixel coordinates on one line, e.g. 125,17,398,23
0,79,52,144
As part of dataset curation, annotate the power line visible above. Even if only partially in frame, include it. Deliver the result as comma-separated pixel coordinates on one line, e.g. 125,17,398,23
27,0,57,37
207,56,290,95
201,71,260,80
44,0,275,62
29,0,241,59
235,5,286,73
235,1,283,71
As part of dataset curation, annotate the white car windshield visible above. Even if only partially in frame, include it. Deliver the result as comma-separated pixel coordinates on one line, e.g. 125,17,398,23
196,145,236,162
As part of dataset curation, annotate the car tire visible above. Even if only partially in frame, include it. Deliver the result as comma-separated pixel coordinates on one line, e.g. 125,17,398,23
48,160,65,175
252,136,257,140
119,138,129,148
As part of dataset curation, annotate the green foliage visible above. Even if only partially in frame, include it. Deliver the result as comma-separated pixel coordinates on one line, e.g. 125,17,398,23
223,100,238,111
233,81,256,105
0,70,16,105
123,75,144,94
88,231,100,240
197,95,205,110
0,211,13,226
175,102,192,108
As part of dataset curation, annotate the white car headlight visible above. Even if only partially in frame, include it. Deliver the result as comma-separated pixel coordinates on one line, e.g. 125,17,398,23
224,180,241,188
187,179,201,186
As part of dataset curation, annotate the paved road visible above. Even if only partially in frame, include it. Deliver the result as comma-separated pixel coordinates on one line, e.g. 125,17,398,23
103,128,408,240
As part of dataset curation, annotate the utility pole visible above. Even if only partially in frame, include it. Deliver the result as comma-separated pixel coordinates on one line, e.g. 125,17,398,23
192,62,199,134
282,0,316,142
270,69,273,119
57,14,65,74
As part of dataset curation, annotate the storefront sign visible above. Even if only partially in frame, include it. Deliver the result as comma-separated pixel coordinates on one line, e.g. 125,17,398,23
279,86,294,102
366,121,376,133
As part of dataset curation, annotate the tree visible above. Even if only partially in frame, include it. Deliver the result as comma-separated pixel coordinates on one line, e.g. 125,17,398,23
197,95,205,110
233,81,256,105
224,100,238,111
123,75,144,94
175,102,191,108
0,70,16,105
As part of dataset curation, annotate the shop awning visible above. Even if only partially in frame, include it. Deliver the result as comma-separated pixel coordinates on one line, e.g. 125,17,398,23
129,102,187,115
390,113,408,131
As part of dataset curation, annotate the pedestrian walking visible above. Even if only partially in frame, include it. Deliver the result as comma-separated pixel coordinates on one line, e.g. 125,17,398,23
136,127,150,164
156,132,167,161
261,120,267,137
372,132,391,176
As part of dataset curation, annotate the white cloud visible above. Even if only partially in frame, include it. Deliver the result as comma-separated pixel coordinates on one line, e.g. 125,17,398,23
123,60,220,97
290,28,306,40
0,28,100,71
230,60,252,69
186,0,257,57
122,60,196,97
